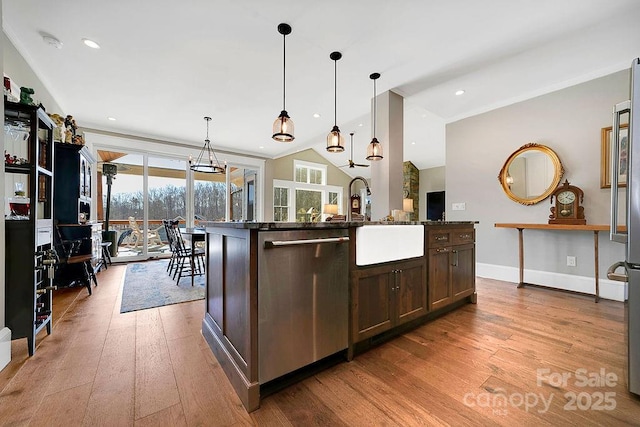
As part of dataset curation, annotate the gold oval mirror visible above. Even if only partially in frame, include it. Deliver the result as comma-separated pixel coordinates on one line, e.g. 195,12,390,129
498,143,564,205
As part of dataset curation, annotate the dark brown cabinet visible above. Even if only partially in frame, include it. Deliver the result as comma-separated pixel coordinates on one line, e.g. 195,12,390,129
427,226,476,311
4,101,55,356
351,258,427,343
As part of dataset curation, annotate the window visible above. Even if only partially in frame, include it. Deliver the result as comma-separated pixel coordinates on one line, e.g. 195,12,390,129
273,181,342,222
274,161,341,222
295,189,322,222
274,187,289,222
328,191,339,205
194,171,227,222
294,160,326,185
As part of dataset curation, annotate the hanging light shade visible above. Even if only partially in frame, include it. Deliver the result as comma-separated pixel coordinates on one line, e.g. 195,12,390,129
367,72,383,161
326,51,345,152
272,23,295,142
189,116,226,174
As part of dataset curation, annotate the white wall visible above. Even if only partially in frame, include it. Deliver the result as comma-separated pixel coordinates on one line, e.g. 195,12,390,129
3,33,63,115
445,70,630,301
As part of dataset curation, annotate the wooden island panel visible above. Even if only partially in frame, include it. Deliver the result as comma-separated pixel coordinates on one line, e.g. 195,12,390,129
202,227,259,411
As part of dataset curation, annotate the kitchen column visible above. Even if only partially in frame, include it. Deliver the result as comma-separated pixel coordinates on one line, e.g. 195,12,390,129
370,90,404,220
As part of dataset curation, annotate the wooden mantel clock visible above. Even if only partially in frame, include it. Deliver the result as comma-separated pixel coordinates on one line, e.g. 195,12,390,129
549,179,586,225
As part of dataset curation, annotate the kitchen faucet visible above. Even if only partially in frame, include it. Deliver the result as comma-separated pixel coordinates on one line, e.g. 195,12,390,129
348,176,371,221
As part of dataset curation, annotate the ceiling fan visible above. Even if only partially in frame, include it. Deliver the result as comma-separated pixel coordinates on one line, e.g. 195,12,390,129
340,132,369,169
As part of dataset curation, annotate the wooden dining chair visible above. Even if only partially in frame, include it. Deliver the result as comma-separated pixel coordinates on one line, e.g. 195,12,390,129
163,219,179,276
166,222,205,286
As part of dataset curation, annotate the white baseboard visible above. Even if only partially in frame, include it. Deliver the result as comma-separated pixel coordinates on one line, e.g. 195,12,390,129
476,263,627,302
0,327,11,372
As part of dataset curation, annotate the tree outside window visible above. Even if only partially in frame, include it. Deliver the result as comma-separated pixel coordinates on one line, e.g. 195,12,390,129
274,187,289,221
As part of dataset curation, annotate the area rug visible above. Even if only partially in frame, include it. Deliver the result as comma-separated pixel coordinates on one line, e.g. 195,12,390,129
120,259,205,313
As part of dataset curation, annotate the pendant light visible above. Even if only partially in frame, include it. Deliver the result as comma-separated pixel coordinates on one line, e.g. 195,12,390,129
189,116,226,174
366,72,383,161
326,51,345,152
272,23,295,142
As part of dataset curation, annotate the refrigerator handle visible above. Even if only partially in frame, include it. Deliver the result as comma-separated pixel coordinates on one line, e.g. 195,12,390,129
610,100,631,243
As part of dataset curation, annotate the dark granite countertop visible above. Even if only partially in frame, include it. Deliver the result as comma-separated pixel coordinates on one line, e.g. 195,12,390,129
203,220,478,231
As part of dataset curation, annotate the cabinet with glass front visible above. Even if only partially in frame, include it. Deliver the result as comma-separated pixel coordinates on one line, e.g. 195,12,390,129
4,100,56,356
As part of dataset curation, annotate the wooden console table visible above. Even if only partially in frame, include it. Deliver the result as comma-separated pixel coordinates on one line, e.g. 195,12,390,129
494,223,616,303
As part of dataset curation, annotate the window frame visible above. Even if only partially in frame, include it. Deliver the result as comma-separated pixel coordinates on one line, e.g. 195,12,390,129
293,160,327,185
273,178,342,222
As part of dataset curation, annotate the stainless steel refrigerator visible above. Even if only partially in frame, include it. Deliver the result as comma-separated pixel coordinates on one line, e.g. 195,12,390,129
609,57,640,395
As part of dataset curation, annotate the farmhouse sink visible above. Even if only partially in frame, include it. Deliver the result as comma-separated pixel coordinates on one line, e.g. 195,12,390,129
355,224,424,266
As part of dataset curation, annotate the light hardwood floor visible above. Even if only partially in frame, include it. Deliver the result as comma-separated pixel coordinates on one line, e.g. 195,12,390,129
1,263,639,426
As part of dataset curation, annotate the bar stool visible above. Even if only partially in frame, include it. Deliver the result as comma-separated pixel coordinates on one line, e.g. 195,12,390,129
100,241,112,270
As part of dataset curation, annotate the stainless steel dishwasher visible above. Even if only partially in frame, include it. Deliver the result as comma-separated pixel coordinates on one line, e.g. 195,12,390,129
258,228,349,384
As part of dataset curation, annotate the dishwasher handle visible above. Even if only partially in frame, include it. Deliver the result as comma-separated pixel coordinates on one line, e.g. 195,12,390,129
264,236,349,249
607,261,628,282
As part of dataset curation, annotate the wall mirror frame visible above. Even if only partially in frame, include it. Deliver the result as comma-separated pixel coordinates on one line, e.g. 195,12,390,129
498,143,564,205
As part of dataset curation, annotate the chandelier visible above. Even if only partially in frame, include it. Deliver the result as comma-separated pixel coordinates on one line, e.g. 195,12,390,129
189,116,226,174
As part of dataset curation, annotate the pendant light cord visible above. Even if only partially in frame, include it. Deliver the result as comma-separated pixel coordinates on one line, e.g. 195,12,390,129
334,59,338,125
282,33,286,110
372,78,377,138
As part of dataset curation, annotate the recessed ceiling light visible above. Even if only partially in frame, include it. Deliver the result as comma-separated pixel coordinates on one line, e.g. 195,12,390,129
42,35,63,49
455,89,465,96
358,123,363,127
411,141,416,145
107,117,116,121
259,145,264,149
82,38,100,49
313,113,321,118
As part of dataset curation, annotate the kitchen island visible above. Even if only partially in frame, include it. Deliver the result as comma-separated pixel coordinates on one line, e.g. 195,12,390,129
202,221,477,412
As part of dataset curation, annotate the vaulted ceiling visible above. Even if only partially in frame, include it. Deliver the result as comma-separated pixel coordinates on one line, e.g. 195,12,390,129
3,0,640,175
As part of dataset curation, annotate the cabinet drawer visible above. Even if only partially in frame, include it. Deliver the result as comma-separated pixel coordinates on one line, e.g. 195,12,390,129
451,229,475,245
428,230,452,248
428,228,475,248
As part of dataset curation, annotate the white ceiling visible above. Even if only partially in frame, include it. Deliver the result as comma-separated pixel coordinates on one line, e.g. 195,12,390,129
3,0,640,176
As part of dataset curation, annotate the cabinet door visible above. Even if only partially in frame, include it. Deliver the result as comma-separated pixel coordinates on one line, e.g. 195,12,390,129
396,259,428,325
352,265,393,342
428,247,453,311
451,243,475,301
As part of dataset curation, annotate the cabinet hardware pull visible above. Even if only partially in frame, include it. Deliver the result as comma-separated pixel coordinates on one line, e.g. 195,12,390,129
459,233,471,239
436,248,449,253
435,235,448,241
452,250,458,267
264,236,349,248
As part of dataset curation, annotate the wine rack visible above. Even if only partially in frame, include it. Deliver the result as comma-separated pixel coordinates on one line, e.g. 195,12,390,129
4,100,56,356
